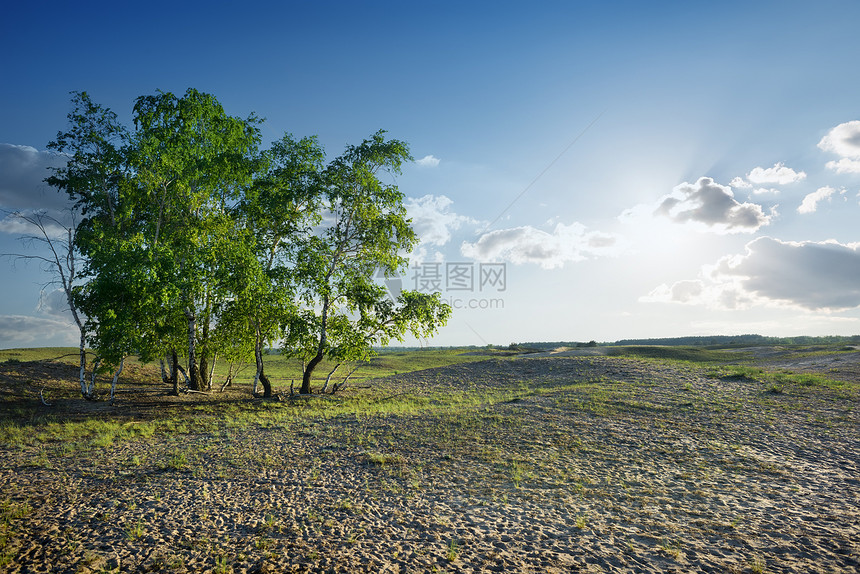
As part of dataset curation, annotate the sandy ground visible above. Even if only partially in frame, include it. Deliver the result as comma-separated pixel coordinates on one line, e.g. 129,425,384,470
0,353,858,572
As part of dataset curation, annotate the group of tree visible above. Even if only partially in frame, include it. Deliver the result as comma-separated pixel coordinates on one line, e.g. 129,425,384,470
30,89,451,399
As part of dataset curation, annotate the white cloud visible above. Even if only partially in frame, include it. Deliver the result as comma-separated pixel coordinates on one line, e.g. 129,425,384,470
38,289,72,320
655,177,772,234
825,158,860,174
460,222,619,269
818,120,860,160
405,194,478,246
0,143,69,211
407,245,444,266
752,187,780,195
819,121,860,173
415,155,440,168
0,314,78,348
797,186,836,214
644,237,860,311
0,210,71,238
746,162,806,185
730,176,752,189
717,237,860,310
642,279,753,309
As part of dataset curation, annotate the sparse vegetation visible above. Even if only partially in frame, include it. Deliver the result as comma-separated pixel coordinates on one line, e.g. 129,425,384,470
0,344,857,572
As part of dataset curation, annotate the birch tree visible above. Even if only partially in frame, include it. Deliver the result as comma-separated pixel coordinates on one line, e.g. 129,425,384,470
236,134,324,397
126,89,263,390
289,131,452,394
0,209,94,397
38,92,130,398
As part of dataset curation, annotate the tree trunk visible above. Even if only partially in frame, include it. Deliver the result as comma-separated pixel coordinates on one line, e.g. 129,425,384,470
108,357,125,403
252,318,272,397
207,352,217,391
259,367,272,398
219,362,236,392
171,349,180,395
78,331,91,398
187,311,202,391
200,354,209,392
253,328,272,397
301,351,323,394
301,294,329,394
332,362,363,393
87,357,100,400
159,357,170,385
321,363,341,394
189,360,202,391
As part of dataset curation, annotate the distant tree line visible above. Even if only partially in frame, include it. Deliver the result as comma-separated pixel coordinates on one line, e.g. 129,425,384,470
38,89,451,400
519,334,860,349
611,334,860,347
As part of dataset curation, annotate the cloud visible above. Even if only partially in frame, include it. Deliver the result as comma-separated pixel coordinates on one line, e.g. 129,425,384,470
415,155,440,168
0,143,69,211
752,188,780,195
405,194,478,246
38,289,73,320
644,237,860,311
818,120,860,158
730,176,752,189
0,314,78,348
718,237,860,310
819,121,860,173
407,245,444,266
655,177,772,233
642,279,753,309
0,210,72,238
460,222,619,269
797,186,836,214
746,162,806,185
825,158,860,174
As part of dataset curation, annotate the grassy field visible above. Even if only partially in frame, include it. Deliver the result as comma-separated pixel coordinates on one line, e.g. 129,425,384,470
0,344,858,572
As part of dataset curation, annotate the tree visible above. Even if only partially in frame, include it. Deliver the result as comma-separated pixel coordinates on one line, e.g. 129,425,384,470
0,209,93,397
319,290,452,393
43,91,451,400
288,131,452,394
235,134,325,397
40,91,131,398
126,89,264,391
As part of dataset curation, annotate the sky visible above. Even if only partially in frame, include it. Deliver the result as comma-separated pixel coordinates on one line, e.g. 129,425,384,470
3,0,860,349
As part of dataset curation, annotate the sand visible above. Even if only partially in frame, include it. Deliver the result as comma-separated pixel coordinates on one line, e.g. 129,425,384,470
0,354,858,572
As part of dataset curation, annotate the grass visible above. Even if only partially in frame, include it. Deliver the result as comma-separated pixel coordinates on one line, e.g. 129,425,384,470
706,365,853,392
606,345,747,364
207,346,494,389
446,538,460,561
0,344,857,572
162,450,190,471
124,518,145,541
2,349,835,457
364,451,405,466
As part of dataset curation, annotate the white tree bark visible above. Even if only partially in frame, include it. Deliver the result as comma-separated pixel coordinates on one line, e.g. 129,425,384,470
109,357,125,402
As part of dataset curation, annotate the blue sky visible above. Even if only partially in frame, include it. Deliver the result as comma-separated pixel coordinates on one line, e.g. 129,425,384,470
3,0,860,348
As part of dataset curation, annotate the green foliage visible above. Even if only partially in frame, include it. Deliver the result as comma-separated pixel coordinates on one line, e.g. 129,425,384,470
280,130,451,393
44,91,451,398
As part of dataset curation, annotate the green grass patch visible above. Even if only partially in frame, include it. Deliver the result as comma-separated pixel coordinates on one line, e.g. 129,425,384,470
364,451,405,466
606,346,745,363
706,365,854,392
0,418,162,450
